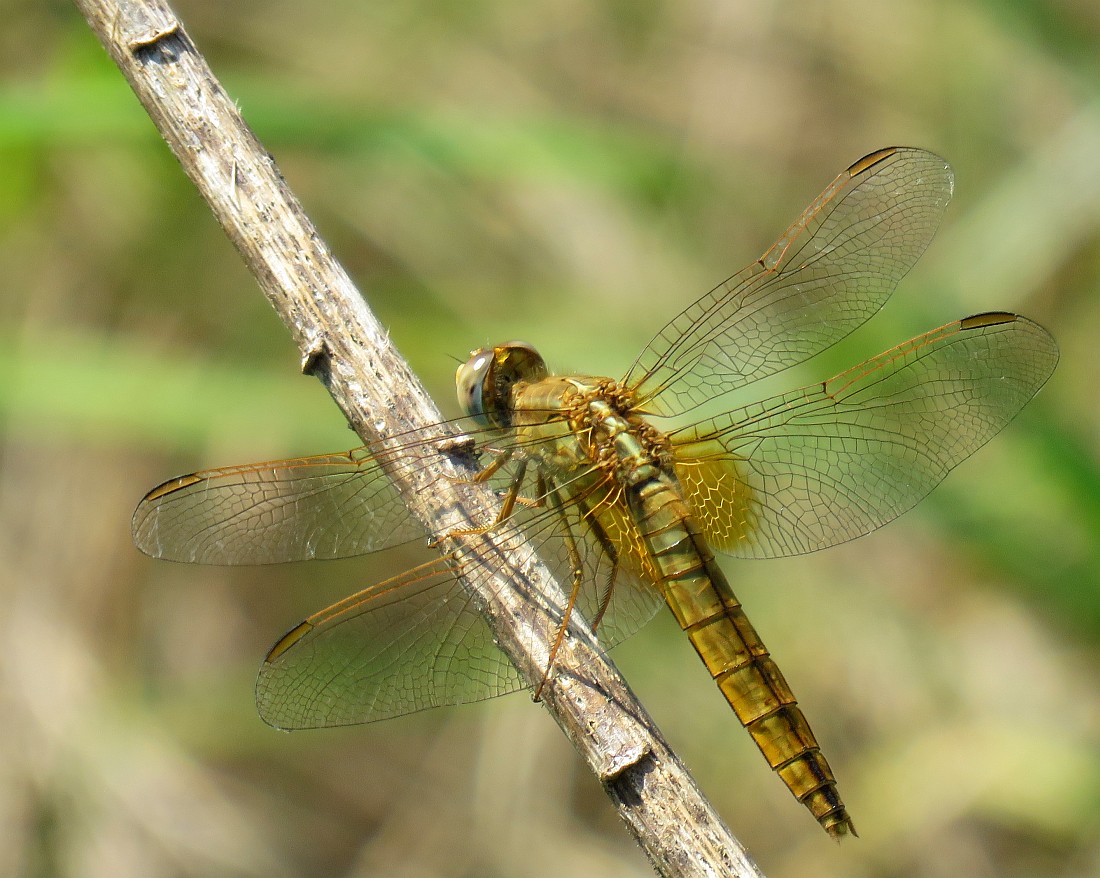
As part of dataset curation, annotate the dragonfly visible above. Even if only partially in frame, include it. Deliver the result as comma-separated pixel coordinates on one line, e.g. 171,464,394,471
133,147,1058,839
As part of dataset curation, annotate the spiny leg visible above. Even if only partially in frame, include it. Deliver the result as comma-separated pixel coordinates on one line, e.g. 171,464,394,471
575,495,621,632
447,458,531,539
441,445,513,488
533,475,587,702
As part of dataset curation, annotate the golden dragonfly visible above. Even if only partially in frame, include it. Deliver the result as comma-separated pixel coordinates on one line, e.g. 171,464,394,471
133,147,1058,838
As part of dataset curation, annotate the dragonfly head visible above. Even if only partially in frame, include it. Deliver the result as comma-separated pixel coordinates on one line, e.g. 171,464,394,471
457,342,547,428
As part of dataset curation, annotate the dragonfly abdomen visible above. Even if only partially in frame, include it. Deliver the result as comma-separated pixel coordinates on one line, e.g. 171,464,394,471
627,475,856,839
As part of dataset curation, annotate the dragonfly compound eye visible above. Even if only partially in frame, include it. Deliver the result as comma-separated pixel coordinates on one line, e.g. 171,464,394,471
456,347,493,421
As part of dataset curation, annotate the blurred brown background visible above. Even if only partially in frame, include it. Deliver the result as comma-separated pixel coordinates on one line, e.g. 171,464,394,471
2,1,1099,876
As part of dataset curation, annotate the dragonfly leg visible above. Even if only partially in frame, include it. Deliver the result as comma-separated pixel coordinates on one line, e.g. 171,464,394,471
442,446,513,486
578,500,620,633
533,477,586,702
476,453,551,512
447,459,532,540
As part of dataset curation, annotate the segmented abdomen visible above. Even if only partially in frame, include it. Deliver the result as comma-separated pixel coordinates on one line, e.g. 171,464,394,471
627,474,856,839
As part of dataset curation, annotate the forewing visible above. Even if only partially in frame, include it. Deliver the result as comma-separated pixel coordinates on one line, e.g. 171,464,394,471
132,448,429,563
625,147,955,415
670,314,1058,558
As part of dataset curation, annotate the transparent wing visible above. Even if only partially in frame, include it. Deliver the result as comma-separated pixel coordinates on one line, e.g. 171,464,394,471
669,313,1058,559
255,556,525,728
132,447,431,564
255,463,665,729
131,415,521,564
624,147,955,416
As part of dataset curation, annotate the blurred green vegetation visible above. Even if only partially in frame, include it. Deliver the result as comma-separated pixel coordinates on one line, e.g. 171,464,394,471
2,1,1099,877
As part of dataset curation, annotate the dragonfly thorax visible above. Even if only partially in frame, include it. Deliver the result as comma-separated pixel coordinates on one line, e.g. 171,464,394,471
580,394,673,485
507,378,673,486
